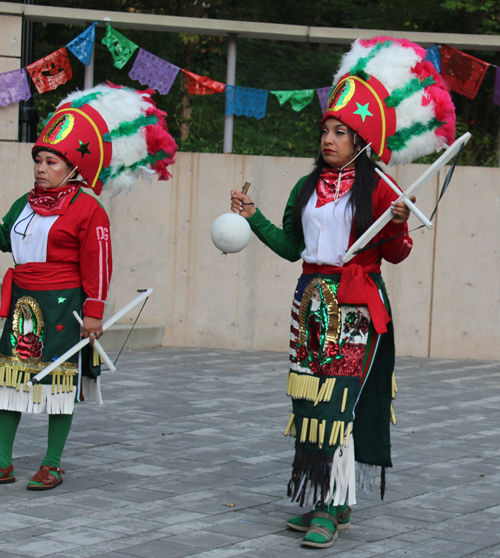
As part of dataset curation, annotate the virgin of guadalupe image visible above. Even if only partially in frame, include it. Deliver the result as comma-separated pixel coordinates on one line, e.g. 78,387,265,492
305,283,328,361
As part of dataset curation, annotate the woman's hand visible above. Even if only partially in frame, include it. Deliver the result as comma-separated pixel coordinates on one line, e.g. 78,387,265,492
231,190,256,219
82,316,103,347
391,195,416,224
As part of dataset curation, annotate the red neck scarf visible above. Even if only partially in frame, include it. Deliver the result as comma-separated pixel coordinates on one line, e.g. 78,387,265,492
28,183,79,216
316,167,355,208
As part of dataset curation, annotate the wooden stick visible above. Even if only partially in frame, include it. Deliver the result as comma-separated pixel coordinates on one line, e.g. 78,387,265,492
242,182,251,195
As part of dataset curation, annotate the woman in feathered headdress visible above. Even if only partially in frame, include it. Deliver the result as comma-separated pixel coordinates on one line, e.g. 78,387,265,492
231,36,455,549
0,84,176,490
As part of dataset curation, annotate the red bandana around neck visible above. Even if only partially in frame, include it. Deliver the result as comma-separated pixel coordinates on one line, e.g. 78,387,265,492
28,184,79,216
316,167,356,208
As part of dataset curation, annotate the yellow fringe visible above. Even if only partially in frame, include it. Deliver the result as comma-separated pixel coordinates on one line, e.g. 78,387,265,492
70,374,74,391
314,380,327,406
345,422,352,448
292,373,299,398
51,374,56,395
6,367,12,387
300,418,309,443
284,413,295,436
309,418,318,444
318,420,326,449
15,371,22,391
92,348,100,367
339,421,345,446
37,384,42,404
341,387,348,413
0,366,4,386
287,373,324,402
329,421,340,446
325,377,336,402
390,404,397,425
303,375,311,400
392,373,398,399
291,421,297,437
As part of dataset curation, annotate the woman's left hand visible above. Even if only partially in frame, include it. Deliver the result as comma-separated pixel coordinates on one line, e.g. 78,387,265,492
391,195,416,224
82,316,103,347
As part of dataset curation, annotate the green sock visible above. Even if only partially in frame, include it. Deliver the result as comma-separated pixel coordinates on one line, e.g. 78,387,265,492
0,410,21,470
29,413,73,485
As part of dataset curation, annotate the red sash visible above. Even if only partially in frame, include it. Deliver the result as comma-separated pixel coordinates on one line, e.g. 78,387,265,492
0,262,81,318
302,262,390,334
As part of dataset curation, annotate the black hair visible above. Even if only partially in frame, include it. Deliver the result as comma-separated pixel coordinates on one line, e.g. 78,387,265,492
291,128,381,240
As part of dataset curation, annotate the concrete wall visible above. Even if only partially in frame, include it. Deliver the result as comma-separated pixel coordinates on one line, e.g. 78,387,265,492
0,141,498,360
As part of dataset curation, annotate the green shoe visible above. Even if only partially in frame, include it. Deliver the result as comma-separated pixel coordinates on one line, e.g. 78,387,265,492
287,505,351,532
301,512,338,549
286,510,316,532
337,503,351,530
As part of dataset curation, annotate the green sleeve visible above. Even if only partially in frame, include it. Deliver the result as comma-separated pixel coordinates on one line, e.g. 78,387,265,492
246,176,307,262
0,194,30,253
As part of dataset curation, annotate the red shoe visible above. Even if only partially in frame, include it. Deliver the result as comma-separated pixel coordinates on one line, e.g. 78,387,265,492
27,465,65,491
0,464,15,484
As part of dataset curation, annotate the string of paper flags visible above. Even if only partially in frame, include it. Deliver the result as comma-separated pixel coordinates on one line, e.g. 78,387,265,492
0,22,498,117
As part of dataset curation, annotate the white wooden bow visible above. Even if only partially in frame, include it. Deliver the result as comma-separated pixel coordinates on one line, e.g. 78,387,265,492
343,132,471,263
27,288,153,387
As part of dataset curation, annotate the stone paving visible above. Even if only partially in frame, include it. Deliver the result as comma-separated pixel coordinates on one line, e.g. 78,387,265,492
2,348,500,557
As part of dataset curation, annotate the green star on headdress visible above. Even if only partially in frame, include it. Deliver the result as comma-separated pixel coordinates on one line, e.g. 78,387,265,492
76,140,91,158
57,297,66,304
353,103,373,122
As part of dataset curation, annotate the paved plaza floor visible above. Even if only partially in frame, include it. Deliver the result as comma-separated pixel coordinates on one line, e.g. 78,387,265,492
2,348,500,557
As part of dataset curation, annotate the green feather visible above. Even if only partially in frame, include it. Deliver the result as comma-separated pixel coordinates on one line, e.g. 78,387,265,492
106,114,158,141
99,150,172,184
99,166,112,184
385,76,435,108
350,41,391,79
387,118,441,151
70,91,101,109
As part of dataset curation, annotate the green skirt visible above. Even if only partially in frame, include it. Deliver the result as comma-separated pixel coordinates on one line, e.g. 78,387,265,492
0,282,100,414
285,272,396,507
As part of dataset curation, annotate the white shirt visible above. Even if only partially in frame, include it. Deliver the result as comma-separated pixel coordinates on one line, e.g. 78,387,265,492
11,203,59,265
300,190,353,267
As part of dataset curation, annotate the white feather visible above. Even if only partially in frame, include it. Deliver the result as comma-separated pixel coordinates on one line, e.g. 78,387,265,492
396,92,434,129
331,37,453,165
59,85,160,196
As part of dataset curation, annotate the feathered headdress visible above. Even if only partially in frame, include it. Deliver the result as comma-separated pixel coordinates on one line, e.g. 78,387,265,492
322,36,456,165
33,83,177,196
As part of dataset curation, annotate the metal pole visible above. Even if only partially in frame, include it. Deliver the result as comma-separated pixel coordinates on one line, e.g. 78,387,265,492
223,33,237,154
83,23,95,90
19,0,38,143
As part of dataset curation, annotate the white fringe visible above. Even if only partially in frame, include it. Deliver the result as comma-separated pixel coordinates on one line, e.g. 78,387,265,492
0,376,102,414
328,435,357,507
356,462,381,494
0,384,75,414
82,376,103,405
301,428,357,508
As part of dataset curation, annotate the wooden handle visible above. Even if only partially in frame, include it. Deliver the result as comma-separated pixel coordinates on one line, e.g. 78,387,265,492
242,182,251,195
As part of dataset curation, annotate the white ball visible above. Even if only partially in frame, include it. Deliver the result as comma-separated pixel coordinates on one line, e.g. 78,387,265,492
211,213,252,254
